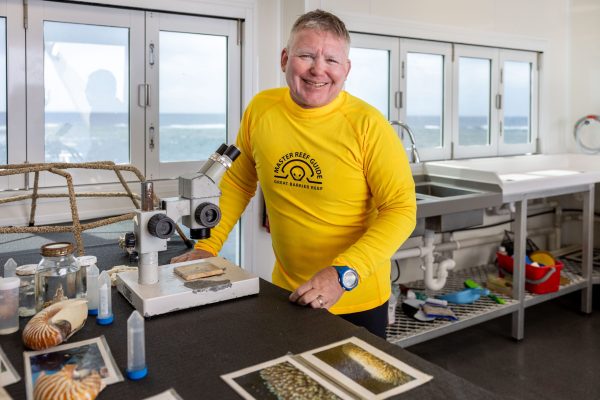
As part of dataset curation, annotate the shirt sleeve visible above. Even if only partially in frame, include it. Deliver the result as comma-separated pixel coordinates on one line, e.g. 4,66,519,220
331,117,417,280
194,107,258,255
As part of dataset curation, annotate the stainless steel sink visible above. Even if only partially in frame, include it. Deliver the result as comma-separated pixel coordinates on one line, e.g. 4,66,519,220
415,183,477,197
410,175,502,235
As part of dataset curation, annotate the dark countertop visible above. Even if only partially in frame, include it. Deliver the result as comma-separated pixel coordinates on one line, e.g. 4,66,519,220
1,278,508,400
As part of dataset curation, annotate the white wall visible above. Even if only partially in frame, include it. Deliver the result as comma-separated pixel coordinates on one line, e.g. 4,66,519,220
569,0,600,151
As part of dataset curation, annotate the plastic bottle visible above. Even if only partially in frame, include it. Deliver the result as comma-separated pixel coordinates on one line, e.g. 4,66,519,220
77,256,98,314
0,277,20,334
86,264,100,315
96,271,113,325
126,310,148,380
36,242,83,311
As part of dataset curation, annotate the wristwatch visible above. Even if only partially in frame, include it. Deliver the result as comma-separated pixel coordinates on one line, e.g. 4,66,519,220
334,266,359,291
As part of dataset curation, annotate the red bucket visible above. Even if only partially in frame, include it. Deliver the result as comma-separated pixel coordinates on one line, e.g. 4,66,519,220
496,252,562,294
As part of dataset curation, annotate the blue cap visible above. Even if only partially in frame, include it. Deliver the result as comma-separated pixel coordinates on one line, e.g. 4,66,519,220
126,366,148,380
88,309,98,316
96,314,114,325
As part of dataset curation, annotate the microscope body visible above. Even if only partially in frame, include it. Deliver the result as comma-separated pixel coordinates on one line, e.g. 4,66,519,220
116,144,257,317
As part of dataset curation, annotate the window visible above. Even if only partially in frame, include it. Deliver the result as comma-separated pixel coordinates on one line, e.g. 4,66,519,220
18,1,242,262
347,35,538,161
401,39,452,160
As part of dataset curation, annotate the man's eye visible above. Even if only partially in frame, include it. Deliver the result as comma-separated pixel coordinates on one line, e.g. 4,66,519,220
299,54,313,59
327,58,339,64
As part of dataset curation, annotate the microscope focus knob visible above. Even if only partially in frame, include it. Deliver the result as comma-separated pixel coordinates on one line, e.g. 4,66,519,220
194,202,221,228
147,214,176,239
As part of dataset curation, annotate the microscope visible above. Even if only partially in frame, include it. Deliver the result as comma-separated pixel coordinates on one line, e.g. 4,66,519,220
116,144,260,317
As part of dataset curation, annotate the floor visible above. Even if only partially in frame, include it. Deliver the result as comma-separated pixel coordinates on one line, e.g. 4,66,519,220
409,286,600,400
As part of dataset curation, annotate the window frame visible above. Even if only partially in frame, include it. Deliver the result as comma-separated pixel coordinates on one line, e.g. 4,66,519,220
451,44,500,159
498,49,538,155
0,0,26,190
400,38,452,161
25,0,145,186
144,11,241,180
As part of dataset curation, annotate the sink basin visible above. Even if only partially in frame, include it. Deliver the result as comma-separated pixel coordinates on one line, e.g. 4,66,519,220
410,175,502,234
415,183,477,197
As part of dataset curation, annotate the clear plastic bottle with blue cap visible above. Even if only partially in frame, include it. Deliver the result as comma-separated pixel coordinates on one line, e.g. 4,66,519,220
126,310,148,380
96,271,113,325
86,264,99,315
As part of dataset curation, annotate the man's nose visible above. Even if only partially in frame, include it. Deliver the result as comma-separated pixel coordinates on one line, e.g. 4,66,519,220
310,56,326,74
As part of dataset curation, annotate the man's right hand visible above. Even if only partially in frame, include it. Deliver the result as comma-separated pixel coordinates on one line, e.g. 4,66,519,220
170,248,214,264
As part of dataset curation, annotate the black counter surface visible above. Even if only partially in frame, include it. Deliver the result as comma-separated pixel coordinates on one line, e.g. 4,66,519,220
1,278,509,400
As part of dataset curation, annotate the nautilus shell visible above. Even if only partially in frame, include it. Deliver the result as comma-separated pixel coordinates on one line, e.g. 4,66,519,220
34,364,103,400
22,299,88,350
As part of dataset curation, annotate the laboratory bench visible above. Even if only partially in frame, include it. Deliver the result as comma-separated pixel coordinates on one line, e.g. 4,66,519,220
1,261,507,399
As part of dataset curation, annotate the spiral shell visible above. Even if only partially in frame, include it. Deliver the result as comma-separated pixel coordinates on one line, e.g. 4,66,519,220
23,299,88,350
34,364,102,400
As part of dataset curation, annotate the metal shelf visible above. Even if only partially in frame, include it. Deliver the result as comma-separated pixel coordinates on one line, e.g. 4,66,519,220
386,260,590,348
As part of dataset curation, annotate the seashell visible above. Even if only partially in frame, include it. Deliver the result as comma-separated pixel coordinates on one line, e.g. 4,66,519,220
34,364,103,400
23,299,88,350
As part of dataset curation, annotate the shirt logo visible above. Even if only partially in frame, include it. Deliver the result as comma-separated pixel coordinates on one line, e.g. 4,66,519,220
273,151,323,191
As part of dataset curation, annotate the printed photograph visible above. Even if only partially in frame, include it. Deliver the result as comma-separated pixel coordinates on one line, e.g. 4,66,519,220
0,346,20,387
222,356,351,400
302,337,432,399
24,336,122,400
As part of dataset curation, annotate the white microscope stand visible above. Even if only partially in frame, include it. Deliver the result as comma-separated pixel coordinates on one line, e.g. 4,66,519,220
116,257,259,317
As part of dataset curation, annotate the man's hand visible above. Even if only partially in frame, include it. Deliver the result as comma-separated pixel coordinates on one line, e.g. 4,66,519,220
170,249,214,264
289,266,344,310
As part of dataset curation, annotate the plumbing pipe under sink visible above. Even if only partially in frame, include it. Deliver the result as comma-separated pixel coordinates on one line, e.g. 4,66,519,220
420,230,456,290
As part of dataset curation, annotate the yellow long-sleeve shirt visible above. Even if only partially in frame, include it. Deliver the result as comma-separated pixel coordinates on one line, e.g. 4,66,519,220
196,87,416,314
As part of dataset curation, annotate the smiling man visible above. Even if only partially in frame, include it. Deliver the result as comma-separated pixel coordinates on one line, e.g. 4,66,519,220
172,9,416,338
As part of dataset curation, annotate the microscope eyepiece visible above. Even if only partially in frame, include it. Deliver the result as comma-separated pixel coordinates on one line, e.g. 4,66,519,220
194,202,221,228
215,143,229,155
224,145,241,162
147,214,176,239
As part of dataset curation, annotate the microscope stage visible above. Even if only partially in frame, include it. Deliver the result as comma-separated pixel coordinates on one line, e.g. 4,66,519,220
116,257,260,317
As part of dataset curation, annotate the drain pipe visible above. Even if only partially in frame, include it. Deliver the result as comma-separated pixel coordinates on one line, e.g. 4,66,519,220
420,230,456,290
392,226,557,290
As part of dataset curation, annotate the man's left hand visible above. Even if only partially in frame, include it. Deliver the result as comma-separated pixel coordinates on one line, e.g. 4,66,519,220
289,266,344,310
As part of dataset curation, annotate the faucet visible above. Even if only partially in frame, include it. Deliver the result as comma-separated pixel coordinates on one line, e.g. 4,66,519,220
390,120,421,163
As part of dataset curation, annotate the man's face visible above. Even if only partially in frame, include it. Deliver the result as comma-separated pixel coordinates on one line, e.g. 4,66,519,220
281,29,351,109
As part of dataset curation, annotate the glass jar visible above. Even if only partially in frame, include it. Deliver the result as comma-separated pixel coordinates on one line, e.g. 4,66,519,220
35,242,84,311
15,264,37,317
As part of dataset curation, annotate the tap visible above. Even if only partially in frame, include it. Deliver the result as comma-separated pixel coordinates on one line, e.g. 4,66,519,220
390,120,421,163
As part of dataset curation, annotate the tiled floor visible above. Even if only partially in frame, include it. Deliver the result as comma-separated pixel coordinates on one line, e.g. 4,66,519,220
409,286,600,400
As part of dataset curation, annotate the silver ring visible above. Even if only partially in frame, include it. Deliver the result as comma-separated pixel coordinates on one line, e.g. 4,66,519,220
316,295,324,308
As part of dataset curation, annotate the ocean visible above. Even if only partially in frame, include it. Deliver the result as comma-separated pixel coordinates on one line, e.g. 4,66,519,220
0,113,530,166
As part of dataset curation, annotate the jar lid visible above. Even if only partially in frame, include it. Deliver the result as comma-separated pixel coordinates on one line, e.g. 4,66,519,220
40,242,74,257
77,255,97,267
0,277,20,290
16,264,37,276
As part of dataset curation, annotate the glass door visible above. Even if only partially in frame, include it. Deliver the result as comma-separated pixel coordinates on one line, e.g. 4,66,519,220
26,0,145,185
144,12,241,180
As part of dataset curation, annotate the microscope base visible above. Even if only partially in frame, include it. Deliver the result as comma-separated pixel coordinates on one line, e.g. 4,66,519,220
116,257,259,317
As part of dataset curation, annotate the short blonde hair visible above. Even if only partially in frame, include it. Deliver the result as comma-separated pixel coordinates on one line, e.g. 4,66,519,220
287,9,350,51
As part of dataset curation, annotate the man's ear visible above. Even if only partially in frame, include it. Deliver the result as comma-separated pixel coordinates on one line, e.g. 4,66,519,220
281,48,289,73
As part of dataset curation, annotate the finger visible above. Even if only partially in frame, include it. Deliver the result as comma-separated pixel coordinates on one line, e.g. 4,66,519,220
289,282,312,302
310,295,326,309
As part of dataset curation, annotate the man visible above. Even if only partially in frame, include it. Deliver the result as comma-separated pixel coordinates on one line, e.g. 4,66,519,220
172,9,416,338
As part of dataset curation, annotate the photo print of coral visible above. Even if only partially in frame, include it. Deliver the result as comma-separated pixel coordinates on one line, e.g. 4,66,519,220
302,337,432,399
313,342,414,394
223,338,432,400
222,356,350,400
